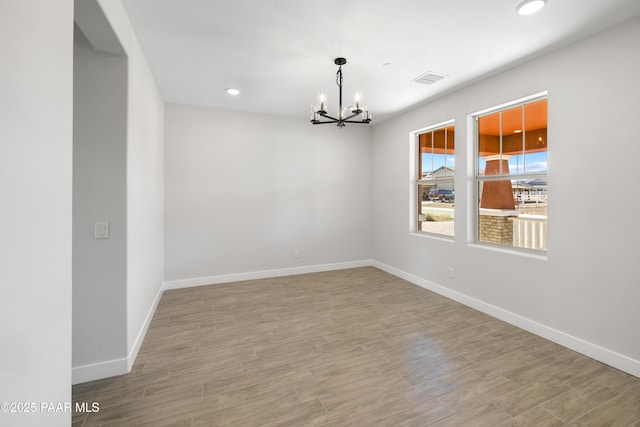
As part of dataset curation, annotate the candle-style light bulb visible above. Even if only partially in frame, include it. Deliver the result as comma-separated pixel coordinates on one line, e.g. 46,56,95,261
352,88,363,113
311,104,319,122
319,91,327,113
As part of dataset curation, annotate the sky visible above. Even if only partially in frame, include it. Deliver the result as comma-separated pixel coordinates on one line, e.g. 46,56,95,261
422,151,548,175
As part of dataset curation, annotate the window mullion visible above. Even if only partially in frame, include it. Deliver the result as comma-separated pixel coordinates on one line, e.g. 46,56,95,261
522,105,526,174
499,111,503,175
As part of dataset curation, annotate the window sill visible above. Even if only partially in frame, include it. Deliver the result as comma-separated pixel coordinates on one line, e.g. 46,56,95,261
409,231,455,243
468,242,547,261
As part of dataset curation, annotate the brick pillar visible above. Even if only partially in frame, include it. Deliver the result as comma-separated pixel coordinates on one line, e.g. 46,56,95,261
479,213,513,245
480,155,515,210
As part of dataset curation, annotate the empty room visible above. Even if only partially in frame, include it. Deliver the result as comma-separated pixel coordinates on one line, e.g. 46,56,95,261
2,0,640,426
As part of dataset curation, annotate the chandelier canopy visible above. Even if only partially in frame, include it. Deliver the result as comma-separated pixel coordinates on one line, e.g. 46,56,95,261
310,58,371,128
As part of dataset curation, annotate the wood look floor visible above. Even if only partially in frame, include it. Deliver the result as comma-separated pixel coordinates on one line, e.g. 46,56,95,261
73,267,640,426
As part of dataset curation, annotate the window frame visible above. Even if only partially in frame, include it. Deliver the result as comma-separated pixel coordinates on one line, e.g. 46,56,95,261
411,119,456,238
472,91,548,253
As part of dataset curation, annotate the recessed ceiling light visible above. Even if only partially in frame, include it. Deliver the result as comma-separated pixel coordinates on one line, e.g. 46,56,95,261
513,129,522,133
516,0,546,15
226,88,240,95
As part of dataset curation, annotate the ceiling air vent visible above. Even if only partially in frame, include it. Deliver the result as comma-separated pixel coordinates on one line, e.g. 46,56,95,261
413,71,447,85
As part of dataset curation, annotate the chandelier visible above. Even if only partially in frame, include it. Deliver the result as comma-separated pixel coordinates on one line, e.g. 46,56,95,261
310,58,372,128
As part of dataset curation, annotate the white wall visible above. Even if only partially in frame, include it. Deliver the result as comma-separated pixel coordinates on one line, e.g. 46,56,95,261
125,58,165,370
165,104,371,285
371,17,640,376
0,1,73,426
73,27,128,371
115,15,165,372
72,0,164,383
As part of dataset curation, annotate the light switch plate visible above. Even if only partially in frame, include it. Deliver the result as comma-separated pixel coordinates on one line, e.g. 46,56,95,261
94,222,109,239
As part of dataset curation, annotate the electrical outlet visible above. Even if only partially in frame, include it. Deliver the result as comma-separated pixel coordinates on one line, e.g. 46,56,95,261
448,267,455,279
293,250,300,259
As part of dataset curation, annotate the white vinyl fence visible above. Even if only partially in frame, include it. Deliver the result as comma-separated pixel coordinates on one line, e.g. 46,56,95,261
510,215,547,250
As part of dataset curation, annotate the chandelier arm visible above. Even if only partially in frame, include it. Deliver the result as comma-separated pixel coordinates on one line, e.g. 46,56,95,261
318,112,339,121
342,120,371,124
341,112,363,121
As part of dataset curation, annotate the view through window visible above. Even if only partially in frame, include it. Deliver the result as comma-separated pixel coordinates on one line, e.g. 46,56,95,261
416,122,455,236
476,96,548,251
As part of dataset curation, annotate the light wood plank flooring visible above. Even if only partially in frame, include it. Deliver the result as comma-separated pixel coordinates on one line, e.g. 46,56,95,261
73,267,640,426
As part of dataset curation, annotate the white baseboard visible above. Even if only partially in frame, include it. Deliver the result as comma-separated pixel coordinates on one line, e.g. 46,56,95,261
127,284,165,372
372,260,640,379
72,356,128,385
163,260,373,290
72,284,165,385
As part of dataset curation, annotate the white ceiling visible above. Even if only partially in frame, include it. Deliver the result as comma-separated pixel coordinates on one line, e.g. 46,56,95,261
120,0,640,123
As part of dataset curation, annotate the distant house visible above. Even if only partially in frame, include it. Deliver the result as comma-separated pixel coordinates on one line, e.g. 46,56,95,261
513,178,547,203
422,166,454,180
420,166,454,201
422,166,455,193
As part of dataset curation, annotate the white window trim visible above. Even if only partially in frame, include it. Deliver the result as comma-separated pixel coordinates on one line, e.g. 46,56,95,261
470,92,548,253
409,119,455,237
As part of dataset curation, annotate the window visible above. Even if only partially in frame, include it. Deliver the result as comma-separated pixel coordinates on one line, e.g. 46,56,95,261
475,95,547,251
415,122,455,236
